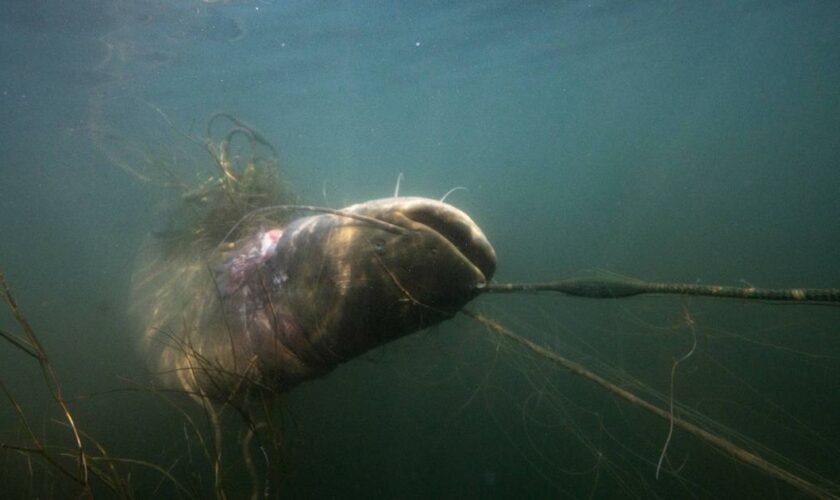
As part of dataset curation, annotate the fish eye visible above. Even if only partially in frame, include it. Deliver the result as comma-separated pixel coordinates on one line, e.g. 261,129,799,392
372,238,386,254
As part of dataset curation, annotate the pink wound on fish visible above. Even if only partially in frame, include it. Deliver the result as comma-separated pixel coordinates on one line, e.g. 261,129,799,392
221,228,284,295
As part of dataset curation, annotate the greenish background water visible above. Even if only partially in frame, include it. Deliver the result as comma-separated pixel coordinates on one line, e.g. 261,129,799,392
1,1,838,498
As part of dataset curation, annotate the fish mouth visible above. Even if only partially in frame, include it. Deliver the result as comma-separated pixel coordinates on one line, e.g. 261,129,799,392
399,201,497,284
346,197,497,287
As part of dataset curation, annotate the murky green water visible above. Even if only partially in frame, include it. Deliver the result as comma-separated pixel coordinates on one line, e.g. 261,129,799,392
1,1,838,498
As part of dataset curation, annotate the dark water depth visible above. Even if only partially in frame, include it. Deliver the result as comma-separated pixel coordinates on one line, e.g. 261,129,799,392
1,1,839,498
